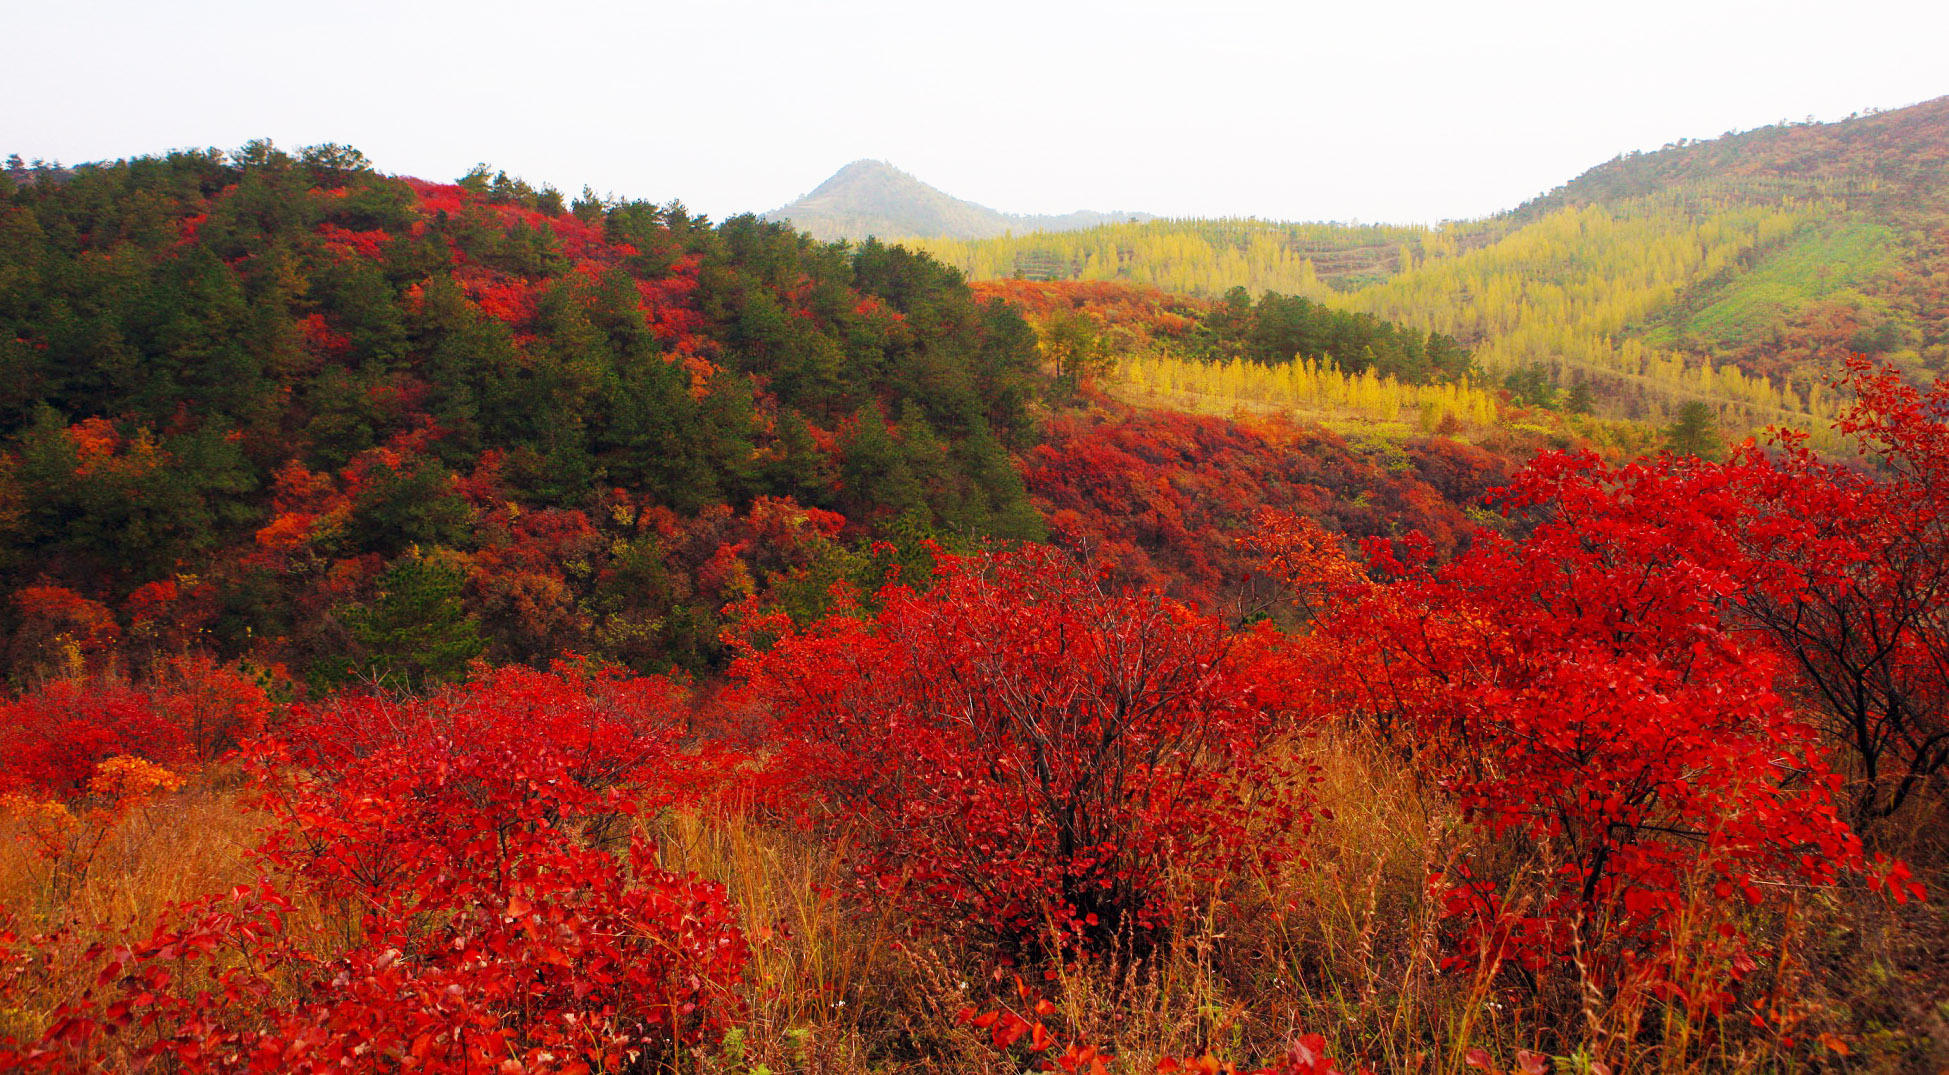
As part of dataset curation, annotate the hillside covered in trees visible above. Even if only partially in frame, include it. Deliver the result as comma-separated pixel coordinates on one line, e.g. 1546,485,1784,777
909,97,1949,436
0,146,1523,688
0,144,1056,685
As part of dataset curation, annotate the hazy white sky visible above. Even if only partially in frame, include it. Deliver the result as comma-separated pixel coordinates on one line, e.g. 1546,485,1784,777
6,0,1945,225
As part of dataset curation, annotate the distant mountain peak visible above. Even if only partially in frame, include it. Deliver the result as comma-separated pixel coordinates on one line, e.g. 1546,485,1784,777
799,159,949,207
766,161,1151,242
822,158,903,183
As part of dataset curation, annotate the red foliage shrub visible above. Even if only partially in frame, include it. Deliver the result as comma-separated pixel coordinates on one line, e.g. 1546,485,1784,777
0,679,187,797
1281,448,1883,1010
464,275,542,326
148,656,272,763
971,279,1203,342
9,666,748,1072
1721,358,1949,825
733,545,1312,954
124,582,220,665
0,654,276,795
316,223,391,262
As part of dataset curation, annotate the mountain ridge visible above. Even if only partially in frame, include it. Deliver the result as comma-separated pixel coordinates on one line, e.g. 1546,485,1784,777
1514,94,1949,220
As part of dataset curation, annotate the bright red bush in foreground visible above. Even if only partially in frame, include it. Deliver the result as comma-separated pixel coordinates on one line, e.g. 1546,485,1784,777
6,666,747,1073
733,545,1313,953
1713,357,1949,826
1280,444,1879,1012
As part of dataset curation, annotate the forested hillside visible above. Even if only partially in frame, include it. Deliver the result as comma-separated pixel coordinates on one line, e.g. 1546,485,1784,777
0,145,1048,685
975,279,1507,438
914,217,1428,295
1533,97,1949,387
1517,96,1949,217
0,147,1525,687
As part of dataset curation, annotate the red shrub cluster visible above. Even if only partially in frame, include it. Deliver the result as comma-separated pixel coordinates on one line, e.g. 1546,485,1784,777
315,223,392,262
972,279,1204,346
732,545,1313,953
1734,356,1949,825
9,586,122,670
5,667,749,1073
1277,440,1892,1009
0,660,268,797
0,679,175,797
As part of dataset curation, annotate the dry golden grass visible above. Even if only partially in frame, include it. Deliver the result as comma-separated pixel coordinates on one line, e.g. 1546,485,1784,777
0,771,267,1048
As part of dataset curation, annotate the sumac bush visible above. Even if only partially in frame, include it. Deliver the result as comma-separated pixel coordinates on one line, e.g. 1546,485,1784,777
9,665,749,1073
732,545,1312,954
0,657,271,796
1715,358,1949,827
0,678,188,797
1283,449,1884,1013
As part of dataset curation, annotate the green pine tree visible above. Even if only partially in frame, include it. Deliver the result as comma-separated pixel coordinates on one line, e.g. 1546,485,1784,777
339,547,484,691
1665,401,1721,458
